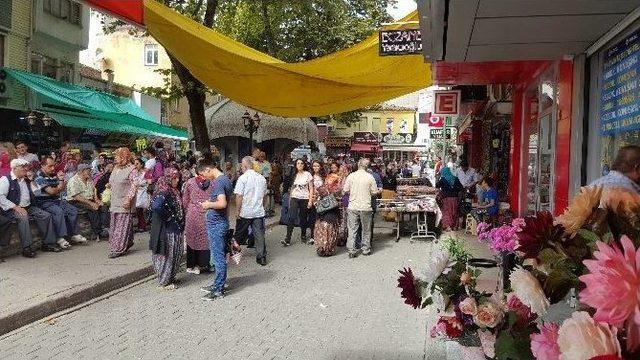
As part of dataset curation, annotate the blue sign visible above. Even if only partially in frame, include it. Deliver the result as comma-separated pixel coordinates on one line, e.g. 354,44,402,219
600,29,640,135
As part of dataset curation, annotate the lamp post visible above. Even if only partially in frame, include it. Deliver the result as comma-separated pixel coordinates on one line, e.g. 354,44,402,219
243,110,261,153
25,111,54,156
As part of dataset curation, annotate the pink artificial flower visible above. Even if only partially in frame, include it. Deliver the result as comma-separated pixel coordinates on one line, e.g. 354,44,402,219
530,323,560,360
477,222,491,236
506,293,537,324
459,297,477,315
512,217,526,230
579,235,640,352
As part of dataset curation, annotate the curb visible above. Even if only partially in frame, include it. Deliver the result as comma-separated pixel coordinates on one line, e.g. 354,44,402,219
0,265,154,336
0,217,282,336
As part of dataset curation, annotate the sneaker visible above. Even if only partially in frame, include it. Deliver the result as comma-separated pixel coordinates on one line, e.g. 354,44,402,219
200,285,215,293
21,248,37,258
70,234,88,244
281,239,291,247
308,238,315,245
186,267,201,275
362,251,372,256
57,238,71,249
161,283,178,290
201,291,224,301
42,244,62,253
348,252,358,259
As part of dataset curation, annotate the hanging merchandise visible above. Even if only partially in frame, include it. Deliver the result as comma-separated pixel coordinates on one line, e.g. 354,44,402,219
83,0,431,117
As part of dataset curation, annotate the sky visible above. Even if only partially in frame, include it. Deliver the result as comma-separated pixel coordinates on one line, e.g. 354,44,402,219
387,0,417,20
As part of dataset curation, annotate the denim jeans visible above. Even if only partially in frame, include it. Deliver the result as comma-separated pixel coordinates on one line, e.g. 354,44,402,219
207,219,230,293
38,199,79,238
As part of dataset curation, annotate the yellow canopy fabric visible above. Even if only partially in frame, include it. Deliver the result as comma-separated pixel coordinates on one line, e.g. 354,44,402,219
143,0,431,117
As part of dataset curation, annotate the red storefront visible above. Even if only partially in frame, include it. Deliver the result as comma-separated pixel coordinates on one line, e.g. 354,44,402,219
434,60,573,216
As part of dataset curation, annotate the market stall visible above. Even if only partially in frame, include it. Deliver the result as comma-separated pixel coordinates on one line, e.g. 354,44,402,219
377,178,441,242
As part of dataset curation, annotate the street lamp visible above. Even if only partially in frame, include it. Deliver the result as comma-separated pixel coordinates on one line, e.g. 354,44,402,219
24,111,55,155
243,110,261,153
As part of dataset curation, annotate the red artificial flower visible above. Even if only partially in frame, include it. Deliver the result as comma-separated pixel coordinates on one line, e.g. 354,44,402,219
517,211,565,258
437,316,464,338
397,267,422,309
590,355,622,360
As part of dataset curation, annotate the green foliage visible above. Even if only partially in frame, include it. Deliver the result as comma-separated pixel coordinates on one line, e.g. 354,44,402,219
440,237,471,263
495,328,535,360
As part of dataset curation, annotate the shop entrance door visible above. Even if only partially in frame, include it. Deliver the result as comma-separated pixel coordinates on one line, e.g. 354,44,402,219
522,68,558,215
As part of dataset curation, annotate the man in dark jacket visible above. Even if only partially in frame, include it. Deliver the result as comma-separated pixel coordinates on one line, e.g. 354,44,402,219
0,159,59,258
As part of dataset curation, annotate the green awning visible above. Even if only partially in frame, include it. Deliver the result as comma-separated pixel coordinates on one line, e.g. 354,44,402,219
2,67,188,140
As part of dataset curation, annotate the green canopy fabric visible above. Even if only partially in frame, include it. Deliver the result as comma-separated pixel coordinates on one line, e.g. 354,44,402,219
2,67,188,140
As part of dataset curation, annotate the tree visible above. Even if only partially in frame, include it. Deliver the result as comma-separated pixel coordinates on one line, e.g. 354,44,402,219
104,0,395,151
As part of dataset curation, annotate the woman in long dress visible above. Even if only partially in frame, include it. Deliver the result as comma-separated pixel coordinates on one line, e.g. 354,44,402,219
308,160,325,245
108,147,138,258
436,167,463,231
149,168,185,289
313,185,340,257
182,170,213,274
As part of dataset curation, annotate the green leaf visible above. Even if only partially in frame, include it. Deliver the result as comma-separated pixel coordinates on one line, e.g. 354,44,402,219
576,229,601,250
538,248,565,268
495,331,535,360
543,268,578,303
421,297,433,309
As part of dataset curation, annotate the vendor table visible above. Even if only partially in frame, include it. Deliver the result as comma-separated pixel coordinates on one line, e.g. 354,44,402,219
377,196,441,242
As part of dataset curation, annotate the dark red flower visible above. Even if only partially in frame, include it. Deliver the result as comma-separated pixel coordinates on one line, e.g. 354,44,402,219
397,267,422,309
590,355,622,360
517,211,565,258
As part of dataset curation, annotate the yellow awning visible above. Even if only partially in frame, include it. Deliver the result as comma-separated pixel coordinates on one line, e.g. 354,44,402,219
143,0,431,117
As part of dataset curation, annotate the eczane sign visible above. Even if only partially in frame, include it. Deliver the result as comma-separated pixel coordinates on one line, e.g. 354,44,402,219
433,90,461,115
378,29,422,56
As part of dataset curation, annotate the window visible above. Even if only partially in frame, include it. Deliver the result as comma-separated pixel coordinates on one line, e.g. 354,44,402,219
144,44,159,66
32,54,58,79
0,35,5,67
59,61,74,83
44,0,82,26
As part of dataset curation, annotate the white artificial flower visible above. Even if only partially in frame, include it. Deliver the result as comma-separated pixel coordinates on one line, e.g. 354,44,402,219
419,248,455,284
558,311,622,360
509,266,550,316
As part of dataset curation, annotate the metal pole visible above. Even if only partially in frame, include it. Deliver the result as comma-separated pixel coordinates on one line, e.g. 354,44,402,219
249,126,254,154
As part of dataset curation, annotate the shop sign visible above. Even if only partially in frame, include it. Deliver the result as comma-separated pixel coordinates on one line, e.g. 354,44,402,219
325,136,352,148
353,131,379,145
378,29,422,56
418,112,430,124
429,128,452,139
434,90,461,115
600,28,640,135
380,133,414,144
428,115,444,128
135,138,147,152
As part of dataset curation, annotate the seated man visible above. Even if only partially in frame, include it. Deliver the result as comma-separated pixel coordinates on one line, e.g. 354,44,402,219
66,163,109,241
471,177,499,225
33,157,87,249
0,159,60,257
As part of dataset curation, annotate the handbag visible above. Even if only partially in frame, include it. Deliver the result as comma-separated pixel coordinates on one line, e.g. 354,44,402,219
316,194,339,214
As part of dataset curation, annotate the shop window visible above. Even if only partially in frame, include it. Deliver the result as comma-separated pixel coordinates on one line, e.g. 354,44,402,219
144,44,159,66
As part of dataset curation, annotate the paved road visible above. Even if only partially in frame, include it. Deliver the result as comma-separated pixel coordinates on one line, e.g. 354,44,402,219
0,224,449,360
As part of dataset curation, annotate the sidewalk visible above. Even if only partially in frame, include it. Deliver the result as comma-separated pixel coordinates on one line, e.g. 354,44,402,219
0,205,282,336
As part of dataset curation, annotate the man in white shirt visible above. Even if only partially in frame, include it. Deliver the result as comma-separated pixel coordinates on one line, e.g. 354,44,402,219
0,159,59,258
15,141,40,167
411,161,422,178
343,158,380,258
456,160,479,190
234,156,268,266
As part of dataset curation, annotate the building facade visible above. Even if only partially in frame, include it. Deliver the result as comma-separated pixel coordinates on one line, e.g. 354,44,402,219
1,0,32,111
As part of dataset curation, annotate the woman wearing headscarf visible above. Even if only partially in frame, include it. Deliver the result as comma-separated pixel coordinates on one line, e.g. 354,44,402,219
314,162,341,256
108,147,138,258
436,166,464,231
181,164,213,274
149,168,184,289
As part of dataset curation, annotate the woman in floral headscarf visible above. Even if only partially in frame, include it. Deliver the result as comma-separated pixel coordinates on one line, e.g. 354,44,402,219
108,147,138,258
181,164,213,274
149,168,184,289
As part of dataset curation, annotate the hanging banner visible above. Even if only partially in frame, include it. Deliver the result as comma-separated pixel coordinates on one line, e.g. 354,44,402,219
600,28,640,135
378,29,422,56
353,131,379,145
429,128,452,139
379,133,414,144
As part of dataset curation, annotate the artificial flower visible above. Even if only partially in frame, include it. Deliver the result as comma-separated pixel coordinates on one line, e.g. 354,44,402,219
517,211,565,258
530,322,560,360
512,217,526,229
478,223,520,253
478,329,496,358
477,222,491,237
459,271,472,285
579,235,640,352
510,266,550,315
556,186,602,235
419,249,455,284
473,301,504,328
397,267,422,309
506,293,537,324
459,297,477,315
589,355,622,360
432,316,464,339
557,312,621,360
600,187,640,214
